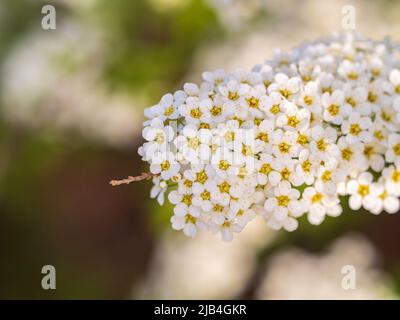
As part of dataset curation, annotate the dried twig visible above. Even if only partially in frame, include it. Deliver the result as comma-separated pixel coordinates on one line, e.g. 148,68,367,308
109,172,156,186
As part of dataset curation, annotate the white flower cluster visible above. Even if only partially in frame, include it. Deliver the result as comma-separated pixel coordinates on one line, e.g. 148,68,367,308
138,33,400,241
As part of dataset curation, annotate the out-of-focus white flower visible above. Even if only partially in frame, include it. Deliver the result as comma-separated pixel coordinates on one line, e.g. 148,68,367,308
1,20,140,149
133,216,274,299
256,234,398,299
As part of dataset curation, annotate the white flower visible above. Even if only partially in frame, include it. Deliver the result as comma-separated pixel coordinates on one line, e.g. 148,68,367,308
366,179,400,215
174,125,211,163
295,149,319,185
202,69,226,85
150,151,180,180
298,81,321,113
150,177,168,205
338,60,365,82
336,137,368,175
268,73,301,100
362,142,385,172
259,91,284,118
271,129,299,158
322,90,351,125
210,218,244,241
341,112,372,143
309,125,339,161
276,101,310,131
227,202,256,226
385,69,400,95
158,93,181,120
346,172,377,211
171,205,205,238
141,118,174,160
382,163,400,196
270,157,302,186
342,84,370,115
255,154,274,185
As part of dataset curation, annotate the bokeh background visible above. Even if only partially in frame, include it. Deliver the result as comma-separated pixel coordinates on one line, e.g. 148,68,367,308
1,0,400,299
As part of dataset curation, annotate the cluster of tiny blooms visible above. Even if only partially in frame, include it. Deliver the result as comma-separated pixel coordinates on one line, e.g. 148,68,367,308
138,33,400,241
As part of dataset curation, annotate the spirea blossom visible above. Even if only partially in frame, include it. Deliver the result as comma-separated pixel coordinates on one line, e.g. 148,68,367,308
138,33,400,241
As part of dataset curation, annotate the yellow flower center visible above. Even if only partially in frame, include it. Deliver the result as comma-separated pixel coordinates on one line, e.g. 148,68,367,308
393,143,400,156
260,163,272,175
199,122,210,129
184,179,193,188
213,204,224,212
182,194,193,206
311,192,324,204
218,181,231,193
225,131,235,142
346,97,356,108
218,160,230,171
228,91,239,100
210,106,222,116
155,132,165,143
160,160,170,171
236,209,244,216
297,133,309,145
277,195,290,207
328,104,339,116
392,170,400,183
238,167,248,178
270,104,281,115
347,72,359,80
280,89,291,98
247,97,259,108
185,214,197,224
301,160,312,172
242,144,253,156
372,69,381,77
188,137,200,149
322,87,332,94
317,139,327,152
342,148,353,161
304,95,313,106
395,85,400,94
279,168,289,180
164,106,174,116
379,191,388,200
279,142,291,154
374,130,384,141
201,190,211,201
357,184,370,197
190,108,202,119
257,132,269,142
368,91,377,103
196,170,208,183
287,116,300,128
222,220,231,228
381,111,392,122
321,170,332,182
363,146,374,158
303,96,313,106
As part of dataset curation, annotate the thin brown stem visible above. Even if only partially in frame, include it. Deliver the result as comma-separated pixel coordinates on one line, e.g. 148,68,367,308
109,172,157,186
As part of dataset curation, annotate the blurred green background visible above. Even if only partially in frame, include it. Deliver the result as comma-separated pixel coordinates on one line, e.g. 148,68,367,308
0,0,400,299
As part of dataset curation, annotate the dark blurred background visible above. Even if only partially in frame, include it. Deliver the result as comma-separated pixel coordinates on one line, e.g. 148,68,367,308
0,0,400,299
